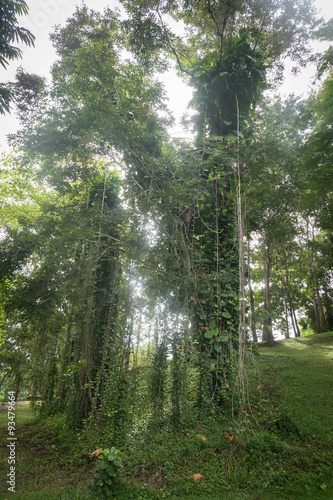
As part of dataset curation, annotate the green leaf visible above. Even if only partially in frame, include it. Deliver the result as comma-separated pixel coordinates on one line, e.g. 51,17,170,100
222,311,231,318
204,330,214,338
214,342,222,352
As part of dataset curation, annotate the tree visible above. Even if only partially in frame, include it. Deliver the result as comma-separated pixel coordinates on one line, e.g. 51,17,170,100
1,0,328,441
244,97,306,343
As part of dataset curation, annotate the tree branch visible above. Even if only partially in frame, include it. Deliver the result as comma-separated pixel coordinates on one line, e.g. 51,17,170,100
156,9,194,78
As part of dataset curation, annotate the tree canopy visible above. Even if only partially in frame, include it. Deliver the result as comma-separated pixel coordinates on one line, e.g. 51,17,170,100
0,0,35,113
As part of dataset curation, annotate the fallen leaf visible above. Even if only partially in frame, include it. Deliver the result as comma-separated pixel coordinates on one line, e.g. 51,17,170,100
223,432,235,442
257,384,264,391
196,424,205,429
193,473,206,481
89,448,103,459
195,433,206,441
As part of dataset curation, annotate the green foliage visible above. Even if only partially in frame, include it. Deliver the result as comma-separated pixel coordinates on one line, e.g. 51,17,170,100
0,0,35,113
189,32,268,138
92,447,124,498
1,6,333,499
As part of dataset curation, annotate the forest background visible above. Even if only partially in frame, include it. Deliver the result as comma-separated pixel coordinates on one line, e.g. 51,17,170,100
0,0,333,498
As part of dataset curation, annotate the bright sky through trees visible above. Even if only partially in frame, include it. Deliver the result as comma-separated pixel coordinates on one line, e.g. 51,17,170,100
0,0,332,148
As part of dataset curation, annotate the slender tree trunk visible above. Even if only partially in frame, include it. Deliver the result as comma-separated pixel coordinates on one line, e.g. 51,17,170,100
263,244,274,346
284,286,290,339
125,310,134,374
14,369,22,402
312,293,321,333
316,289,327,332
284,258,290,339
292,304,300,337
133,313,142,369
312,287,326,333
56,309,74,401
289,301,300,337
248,273,257,342
324,289,333,331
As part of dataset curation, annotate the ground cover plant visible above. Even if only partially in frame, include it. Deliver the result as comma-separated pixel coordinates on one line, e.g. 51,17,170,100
1,332,332,499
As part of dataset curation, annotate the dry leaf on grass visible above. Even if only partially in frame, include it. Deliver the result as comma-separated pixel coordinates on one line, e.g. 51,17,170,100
185,472,207,481
195,433,206,441
223,432,235,442
193,473,206,481
89,448,103,459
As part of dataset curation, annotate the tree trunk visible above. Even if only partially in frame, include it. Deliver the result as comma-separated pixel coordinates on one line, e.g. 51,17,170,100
313,287,326,333
248,272,257,342
316,289,327,332
324,289,333,331
284,285,290,339
14,372,22,402
292,304,300,337
312,293,321,333
263,244,274,346
289,301,300,337
125,310,134,374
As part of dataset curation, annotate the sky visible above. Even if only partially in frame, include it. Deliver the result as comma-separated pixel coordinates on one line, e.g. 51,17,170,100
0,0,333,150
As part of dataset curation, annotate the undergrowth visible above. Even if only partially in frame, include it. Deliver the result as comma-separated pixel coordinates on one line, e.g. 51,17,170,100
0,332,332,499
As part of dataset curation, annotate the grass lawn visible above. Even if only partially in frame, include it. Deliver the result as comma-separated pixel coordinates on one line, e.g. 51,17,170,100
0,332,332,499
0,405,97,499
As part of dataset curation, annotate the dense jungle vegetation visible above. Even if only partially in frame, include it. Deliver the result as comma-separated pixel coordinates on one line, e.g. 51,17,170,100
0,0,332,498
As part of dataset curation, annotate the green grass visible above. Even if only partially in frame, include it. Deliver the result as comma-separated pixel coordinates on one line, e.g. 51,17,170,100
0,403,33,426
0,332,332,499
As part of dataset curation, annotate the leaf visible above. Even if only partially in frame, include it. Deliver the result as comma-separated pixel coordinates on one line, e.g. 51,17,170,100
89,448,103,459
218,335,229,343
214,342,222,352
222,311,231,318
204,330,214,338
193,473,206,481
209,361,217,371
223,432,235,442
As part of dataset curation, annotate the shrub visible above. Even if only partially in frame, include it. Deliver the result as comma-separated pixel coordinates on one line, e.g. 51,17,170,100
92,447,123,498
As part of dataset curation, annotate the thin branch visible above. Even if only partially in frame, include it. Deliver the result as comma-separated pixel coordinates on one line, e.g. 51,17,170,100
156,9,194,78
206,0,221,36
254,7,269,51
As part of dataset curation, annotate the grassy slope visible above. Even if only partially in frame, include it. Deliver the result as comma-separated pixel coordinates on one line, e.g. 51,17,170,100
0,332,332,499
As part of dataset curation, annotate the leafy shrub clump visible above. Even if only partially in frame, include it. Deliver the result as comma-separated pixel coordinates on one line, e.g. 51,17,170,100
93,447,123,498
